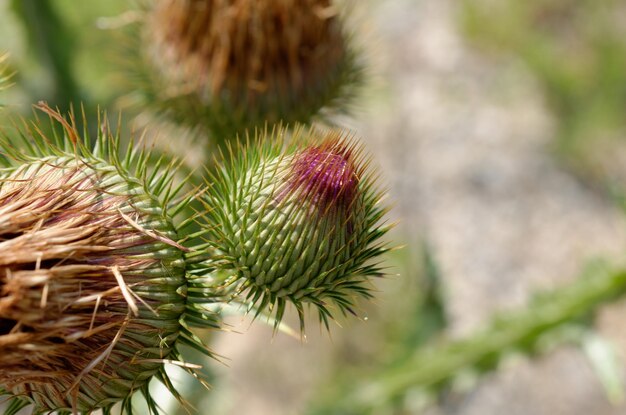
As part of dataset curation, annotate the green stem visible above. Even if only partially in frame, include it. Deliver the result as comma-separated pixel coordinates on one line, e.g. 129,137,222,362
11,0,81,110
317,267,626,414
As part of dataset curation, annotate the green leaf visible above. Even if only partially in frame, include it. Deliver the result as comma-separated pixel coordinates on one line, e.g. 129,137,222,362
583,332,625,405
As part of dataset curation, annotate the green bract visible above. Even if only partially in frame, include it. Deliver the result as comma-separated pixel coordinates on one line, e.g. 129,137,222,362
0,106,218,415
202,127,391,330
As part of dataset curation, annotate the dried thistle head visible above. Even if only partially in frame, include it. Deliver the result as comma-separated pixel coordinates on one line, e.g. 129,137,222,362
0,105,218,414
127,0,363,139
201,127,391,331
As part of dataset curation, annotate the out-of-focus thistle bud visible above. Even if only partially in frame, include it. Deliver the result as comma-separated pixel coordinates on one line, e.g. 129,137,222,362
126,0,363,140
202,127,391,331
0,105,218,414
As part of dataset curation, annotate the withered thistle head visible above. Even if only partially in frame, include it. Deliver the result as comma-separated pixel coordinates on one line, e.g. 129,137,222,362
128,0,363,138
0,105,218,414
202,127,391,331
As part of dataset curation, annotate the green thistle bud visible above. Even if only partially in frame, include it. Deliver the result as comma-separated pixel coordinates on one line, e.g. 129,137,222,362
0,105,217,414
126,0,363,140
202,128,391,330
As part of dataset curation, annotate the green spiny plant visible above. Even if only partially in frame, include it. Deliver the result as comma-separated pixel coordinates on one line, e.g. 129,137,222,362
0,104,220,414
121,0,363,143
199,126,392,332
0,105,393,414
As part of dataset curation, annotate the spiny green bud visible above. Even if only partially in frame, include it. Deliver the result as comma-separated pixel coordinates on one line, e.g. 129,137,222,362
0,105,217,414
127,0,363,140
203,128,391,330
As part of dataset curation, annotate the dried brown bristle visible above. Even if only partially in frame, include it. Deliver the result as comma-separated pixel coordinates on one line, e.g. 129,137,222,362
0,159,186,411
144,0,345,112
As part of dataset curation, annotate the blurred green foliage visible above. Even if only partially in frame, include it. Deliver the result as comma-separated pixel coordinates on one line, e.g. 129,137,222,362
310,258,626,414
0,53,11,100
0,0,125,112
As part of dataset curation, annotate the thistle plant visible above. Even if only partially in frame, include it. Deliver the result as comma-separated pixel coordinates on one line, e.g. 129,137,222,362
125,0,363,141
201,127,391,331
8,3,626,414
0,105,392,414
0,105,219,414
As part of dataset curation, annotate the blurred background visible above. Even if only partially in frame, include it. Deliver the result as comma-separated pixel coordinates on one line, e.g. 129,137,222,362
2,0,626,414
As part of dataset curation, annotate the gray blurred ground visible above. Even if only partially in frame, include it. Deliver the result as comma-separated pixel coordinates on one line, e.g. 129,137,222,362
208,0,626,414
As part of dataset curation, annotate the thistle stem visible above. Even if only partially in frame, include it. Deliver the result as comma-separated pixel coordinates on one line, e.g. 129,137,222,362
11,0,81,110
318,267,626,414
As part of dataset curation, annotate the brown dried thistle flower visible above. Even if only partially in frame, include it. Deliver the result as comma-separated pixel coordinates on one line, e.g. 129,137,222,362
128,0,363,139
0,106,219,414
